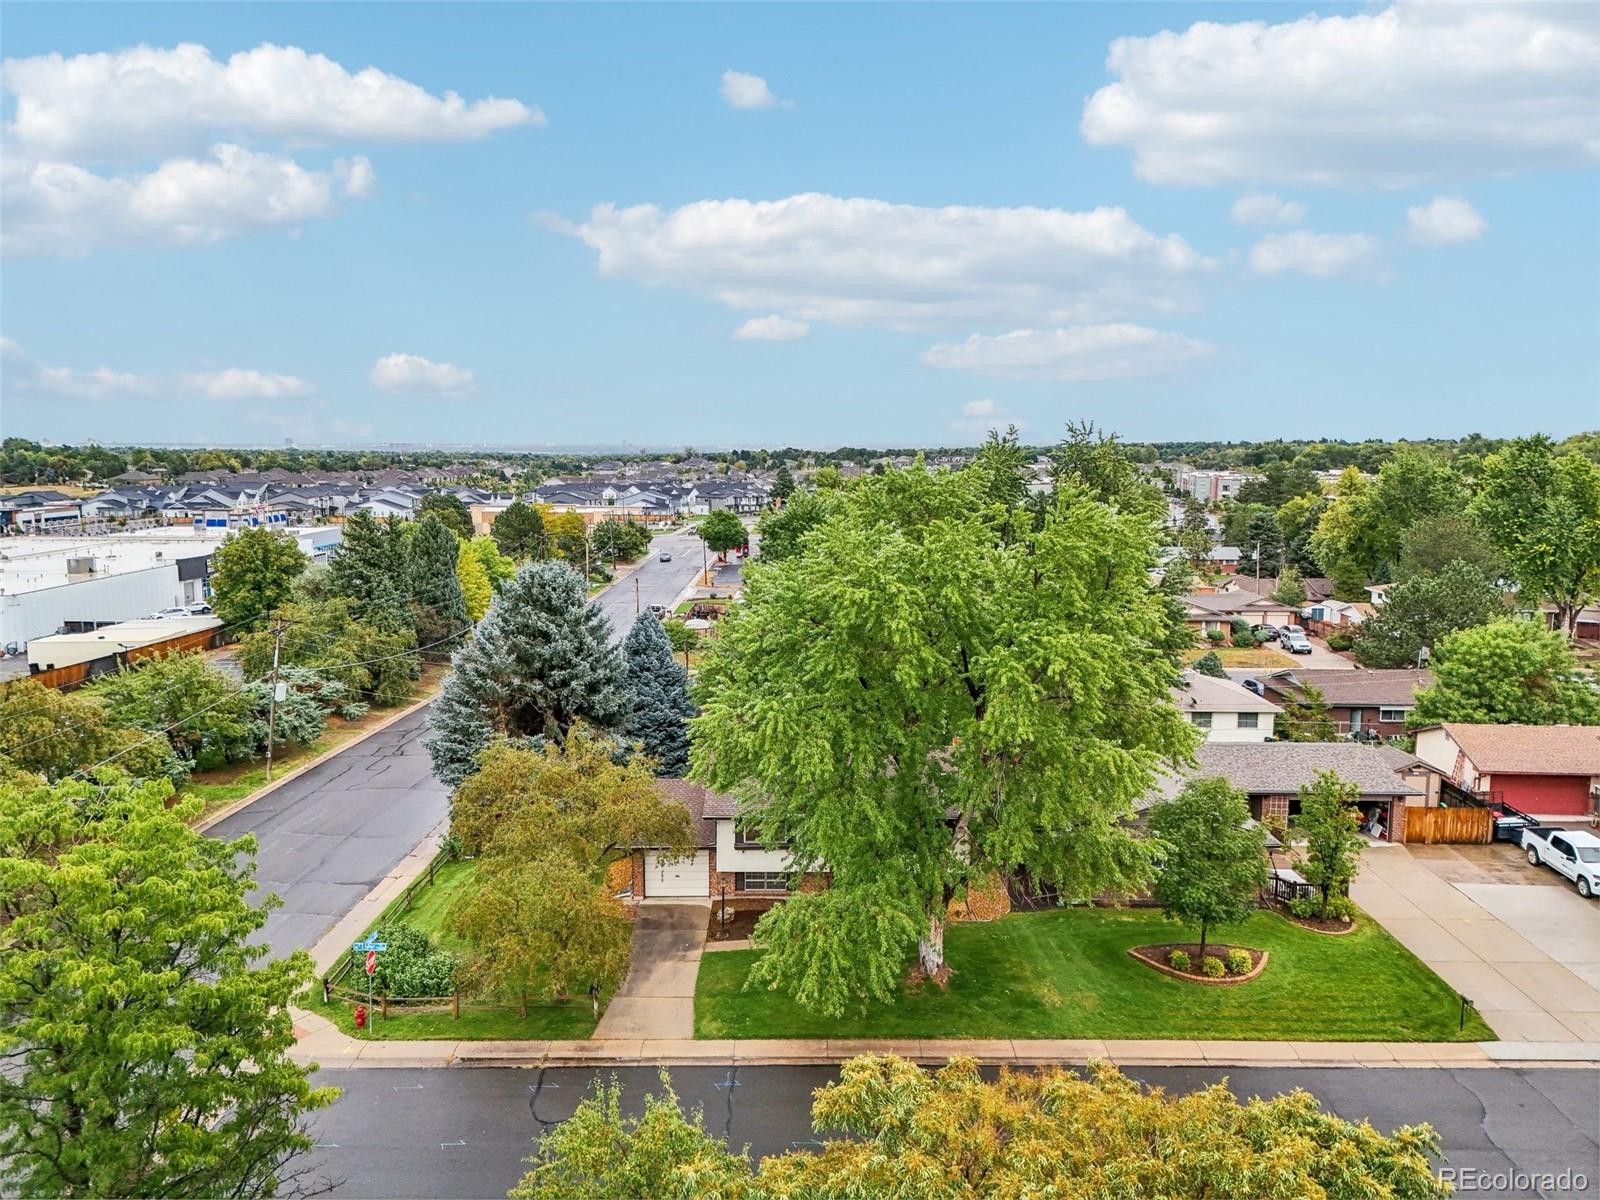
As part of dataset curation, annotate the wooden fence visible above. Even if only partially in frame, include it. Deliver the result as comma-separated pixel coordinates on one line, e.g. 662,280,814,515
1403,805,1494,845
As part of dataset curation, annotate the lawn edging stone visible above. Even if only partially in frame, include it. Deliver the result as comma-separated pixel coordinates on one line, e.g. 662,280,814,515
1128,944,1269,986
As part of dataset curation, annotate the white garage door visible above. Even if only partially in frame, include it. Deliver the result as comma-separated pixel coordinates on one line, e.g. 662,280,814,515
644,851,710,897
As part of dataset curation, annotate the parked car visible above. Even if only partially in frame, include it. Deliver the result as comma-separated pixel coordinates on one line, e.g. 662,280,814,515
659,551,673,562
183,602,213,615
147,607,191,618
1280,627,1313,654
1522,828,1600,898
1251,624,1282,642
647,603,667,619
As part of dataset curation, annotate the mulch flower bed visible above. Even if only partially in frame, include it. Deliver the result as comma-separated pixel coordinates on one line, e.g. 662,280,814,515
1266,899,1357,935
707,905,766,942
1129,943,1269,985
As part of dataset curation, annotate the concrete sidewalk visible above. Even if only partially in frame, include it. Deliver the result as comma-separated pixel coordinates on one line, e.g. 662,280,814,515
1352,844,1600,1042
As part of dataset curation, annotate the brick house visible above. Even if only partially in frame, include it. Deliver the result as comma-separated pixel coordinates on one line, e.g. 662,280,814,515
1239,667,1433,739
1141,741,1437,843
626,779,1010,921
1413,723,1600,818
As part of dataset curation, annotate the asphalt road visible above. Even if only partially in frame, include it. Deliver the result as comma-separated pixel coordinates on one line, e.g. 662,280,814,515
207,705,450,957
593,527,711,640
298,1064,1599,1199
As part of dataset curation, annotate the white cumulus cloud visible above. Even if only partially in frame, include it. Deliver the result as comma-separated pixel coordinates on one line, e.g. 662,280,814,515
1406,196,1489,246
2,144,352,255
558,193,1213,330
185,367,313,399
370,353,474,395
719,69,786,110
334,155,377,198
950,398,1021,439
924,324,1216,382
3,42,543,161
1229,192,1306,227
1081,2,1600,187
1249,230,1380,278
1,338,153,400
733,315,809,341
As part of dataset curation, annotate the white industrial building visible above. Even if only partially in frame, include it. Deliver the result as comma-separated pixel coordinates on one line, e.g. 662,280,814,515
0,526,342,653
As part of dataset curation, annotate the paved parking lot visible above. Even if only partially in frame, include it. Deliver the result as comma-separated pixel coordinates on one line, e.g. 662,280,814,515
1354,842,1600,1042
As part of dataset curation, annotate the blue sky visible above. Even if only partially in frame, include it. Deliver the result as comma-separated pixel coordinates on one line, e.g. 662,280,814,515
2,2,1596,448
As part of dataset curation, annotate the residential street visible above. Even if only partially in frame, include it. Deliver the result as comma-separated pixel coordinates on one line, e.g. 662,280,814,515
207,705,449,957
297,1064,1599,1199
593,527,712,639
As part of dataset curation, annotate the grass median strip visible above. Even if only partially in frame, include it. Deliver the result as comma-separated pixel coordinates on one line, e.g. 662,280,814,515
694,907,1491,1043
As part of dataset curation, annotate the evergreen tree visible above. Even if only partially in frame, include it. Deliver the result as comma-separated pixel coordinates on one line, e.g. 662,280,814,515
425,562,627,787
408,513,469,652
621,613,695,776
419,489,473,539
771,464,796,500
1192,651,1229,678
328,509,411,630
1243,509,1284,577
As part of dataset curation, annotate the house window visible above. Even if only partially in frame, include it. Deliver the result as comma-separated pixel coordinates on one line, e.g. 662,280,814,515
733,826,765,849
1191,712,1213,729
1378,707,1408,724
735,872,789,892
1237,712,1258,729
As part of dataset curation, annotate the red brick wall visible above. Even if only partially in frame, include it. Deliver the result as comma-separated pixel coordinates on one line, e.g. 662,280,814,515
1258,794,1291,836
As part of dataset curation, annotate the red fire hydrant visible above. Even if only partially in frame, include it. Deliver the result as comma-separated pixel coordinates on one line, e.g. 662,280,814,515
354,1004,367,1030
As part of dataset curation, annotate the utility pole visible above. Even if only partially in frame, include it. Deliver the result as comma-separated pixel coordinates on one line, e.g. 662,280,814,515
635,575,641,614
265,618,285,782
701,534,708,586
1254,540,1262,584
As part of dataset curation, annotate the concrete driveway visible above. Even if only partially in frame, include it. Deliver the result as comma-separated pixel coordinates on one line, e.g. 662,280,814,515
593,902,709,1040
1353,843,1600,1042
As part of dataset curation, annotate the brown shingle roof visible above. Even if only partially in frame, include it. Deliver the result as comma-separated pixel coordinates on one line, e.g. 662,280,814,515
1260,668,1433,708
1438,723,1600,776
653,779,737,847
1143,742,1424,810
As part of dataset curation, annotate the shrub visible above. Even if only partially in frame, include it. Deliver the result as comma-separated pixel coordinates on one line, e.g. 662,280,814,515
362,923,459,996
1200,955,1226,978
1205,629,1226,644
1167,949,1191,972
1288,893,1357,923
1326,630,1355,651
1225,948,1253,975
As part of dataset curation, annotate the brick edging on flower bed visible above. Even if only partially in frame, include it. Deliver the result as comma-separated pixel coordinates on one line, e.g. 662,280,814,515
1128,945,1270,986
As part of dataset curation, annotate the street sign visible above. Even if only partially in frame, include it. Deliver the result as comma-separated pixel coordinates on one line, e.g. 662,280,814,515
365,951,377,976
351,940,388,953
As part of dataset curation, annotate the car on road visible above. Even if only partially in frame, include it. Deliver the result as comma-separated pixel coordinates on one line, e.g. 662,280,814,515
647,604,667,619
659,551,672,562
1251,623,1282,642
1280,627,1313,654
1522,827,1600,898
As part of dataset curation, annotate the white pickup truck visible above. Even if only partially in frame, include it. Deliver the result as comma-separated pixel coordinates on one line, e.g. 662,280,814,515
1522,827,1600,898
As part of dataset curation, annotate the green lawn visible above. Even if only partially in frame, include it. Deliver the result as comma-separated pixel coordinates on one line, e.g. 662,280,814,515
322,856,600,1041
310,991,596,1041
695,907,1492,1042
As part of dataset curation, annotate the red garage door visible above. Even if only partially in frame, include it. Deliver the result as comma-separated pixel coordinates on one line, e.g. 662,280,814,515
1494,774,1592,816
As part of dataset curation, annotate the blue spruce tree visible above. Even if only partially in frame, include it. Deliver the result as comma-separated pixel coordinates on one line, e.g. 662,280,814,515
621,612,696,777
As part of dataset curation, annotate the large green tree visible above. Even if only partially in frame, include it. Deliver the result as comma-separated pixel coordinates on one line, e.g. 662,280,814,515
87,650,257,770
207,525,307,632
1409,619,1600,727
1242,509,1284,578
770,464,796,500
0,776,335,1198
691,465,1196,1011
419,489,474,539
1351,561,1505,668
327,509,411,630
591,517,650,562
1311,451,1462,593
492,500,547,560
699,509,746,559
1147,778,1267,959
1470,437,1600,638
510,1054,1447,1200
236,597,418,707
621,613,695,776
425,562,627,786
0,679,182,783
755,489,839,563
408,512,469,653
1395,513,1502,583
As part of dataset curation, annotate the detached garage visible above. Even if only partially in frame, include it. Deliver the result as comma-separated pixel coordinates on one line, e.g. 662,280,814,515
642,850,710,897
1414,723,1600,819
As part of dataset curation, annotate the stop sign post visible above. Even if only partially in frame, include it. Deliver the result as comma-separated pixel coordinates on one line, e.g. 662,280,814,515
365,950,377,976
352,940,386,1026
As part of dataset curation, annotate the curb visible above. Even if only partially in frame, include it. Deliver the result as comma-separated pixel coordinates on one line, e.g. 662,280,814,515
194,687,439,834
